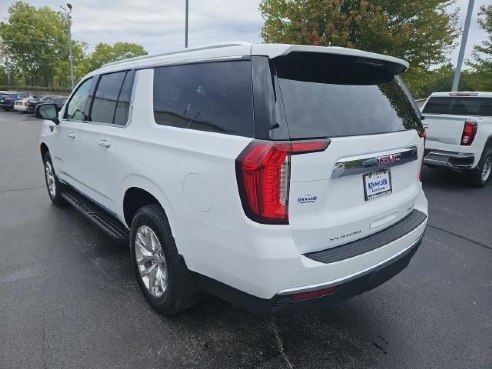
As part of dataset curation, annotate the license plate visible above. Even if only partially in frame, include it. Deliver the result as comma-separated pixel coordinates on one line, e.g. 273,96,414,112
363,169,392,201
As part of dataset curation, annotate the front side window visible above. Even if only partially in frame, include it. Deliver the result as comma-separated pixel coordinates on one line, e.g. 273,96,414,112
65,77,94,121
153,61,254,137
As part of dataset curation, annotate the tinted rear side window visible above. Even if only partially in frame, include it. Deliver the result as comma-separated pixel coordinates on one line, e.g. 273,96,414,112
91,71,127,124
274,54,422,139
114,71,134,125
422,97,492,116
153,61,254,137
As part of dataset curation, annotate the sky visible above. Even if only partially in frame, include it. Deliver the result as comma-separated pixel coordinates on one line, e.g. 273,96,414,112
0,0,489,66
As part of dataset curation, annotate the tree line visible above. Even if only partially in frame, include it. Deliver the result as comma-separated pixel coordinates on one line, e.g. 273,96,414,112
260,0,492,97
1,1,491,97
0,2,147,91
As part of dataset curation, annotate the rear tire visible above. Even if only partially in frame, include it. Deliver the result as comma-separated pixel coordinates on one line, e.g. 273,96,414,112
468,147,492,188
43,152,66,206
130,204,198,315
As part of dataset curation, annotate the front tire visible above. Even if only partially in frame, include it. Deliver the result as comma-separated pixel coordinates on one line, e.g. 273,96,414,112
43,152,66,206
468,147,492,187
130,204,198,315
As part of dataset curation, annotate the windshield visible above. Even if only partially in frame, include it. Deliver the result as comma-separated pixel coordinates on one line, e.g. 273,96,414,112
422,97,492,116
274,54,422,139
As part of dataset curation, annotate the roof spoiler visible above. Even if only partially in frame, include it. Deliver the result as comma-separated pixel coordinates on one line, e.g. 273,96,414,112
258,44,409,75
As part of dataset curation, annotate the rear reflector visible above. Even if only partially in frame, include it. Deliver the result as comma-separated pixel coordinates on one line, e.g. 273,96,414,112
236,139,329,224
461,121,477,146
291,287,337,301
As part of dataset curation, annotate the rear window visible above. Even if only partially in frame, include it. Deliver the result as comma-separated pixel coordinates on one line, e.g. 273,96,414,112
153,61,254,137
422,97,492,116
274,54,422,139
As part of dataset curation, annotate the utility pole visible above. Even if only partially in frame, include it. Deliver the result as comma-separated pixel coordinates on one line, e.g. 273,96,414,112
60,3,75,90
185,0,189,48
452,0,475,92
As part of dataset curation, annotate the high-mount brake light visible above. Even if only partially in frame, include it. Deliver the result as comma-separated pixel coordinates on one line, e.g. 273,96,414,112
461,121,477,146
236,139,330,224
449,92,478,96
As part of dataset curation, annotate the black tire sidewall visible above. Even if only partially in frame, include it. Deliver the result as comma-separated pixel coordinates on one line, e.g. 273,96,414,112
480,149,492,184
472,148,492,187
130,205,181,313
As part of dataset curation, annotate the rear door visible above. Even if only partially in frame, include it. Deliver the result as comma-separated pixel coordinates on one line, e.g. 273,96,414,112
271,53,424,254
74,70,134,210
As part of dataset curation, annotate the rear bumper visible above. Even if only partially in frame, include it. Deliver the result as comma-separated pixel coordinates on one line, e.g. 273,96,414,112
194,235,423,315
0,103,14,108
424,149,475,169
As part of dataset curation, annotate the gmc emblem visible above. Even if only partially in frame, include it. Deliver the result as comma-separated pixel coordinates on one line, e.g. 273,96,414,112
377,153,401,166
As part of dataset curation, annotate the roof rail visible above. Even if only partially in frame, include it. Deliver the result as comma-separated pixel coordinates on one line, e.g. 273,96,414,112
101,41,252,68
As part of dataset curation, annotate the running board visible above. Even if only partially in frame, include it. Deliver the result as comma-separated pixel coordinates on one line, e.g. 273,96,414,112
62,188,129,243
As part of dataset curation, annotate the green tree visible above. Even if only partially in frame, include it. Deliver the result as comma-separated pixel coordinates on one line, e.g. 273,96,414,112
259,0,459,93
409,64,474,98
0,1,71,87
87,42,147,72
468,5,492,91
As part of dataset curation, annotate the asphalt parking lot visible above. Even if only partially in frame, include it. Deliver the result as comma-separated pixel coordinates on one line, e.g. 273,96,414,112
0,111,491,369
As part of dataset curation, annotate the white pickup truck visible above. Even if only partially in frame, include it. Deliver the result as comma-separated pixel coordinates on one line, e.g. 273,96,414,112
421,92,492,187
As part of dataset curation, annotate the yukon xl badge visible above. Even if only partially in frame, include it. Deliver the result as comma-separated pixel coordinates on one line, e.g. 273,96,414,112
298,194,318,204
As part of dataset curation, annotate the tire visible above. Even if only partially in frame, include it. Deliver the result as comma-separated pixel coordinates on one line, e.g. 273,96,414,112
130,204,198,315
42,152,66,206
468,147,492,188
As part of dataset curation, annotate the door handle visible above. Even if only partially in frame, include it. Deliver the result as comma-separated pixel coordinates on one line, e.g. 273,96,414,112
67,133,76,140
98,140,111,148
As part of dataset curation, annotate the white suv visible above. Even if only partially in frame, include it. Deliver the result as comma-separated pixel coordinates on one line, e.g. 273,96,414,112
38,43,428,315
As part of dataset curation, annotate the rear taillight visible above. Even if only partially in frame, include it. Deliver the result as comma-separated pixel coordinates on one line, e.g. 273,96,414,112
418,128,426,181
24,101,28,106
461,121,477,146
236,139,329,224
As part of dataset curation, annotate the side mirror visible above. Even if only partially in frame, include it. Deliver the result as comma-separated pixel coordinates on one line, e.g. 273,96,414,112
36,103,60,124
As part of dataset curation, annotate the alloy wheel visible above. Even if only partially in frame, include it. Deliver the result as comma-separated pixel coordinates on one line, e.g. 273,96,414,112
44,161,56,198
482,155,491,183
134,225,168,298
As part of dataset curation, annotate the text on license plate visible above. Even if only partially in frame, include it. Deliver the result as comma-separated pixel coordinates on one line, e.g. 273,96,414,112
363,170,392,201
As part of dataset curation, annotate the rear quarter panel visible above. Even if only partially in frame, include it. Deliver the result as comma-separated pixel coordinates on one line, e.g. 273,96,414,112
115,69,253,261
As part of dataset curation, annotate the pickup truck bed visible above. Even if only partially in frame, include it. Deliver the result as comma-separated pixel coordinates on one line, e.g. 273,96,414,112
421,92,492,187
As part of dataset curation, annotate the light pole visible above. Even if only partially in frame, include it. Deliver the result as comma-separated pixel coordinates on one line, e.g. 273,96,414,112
185,0,189,48
60,3,75,90
452,0,475,92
